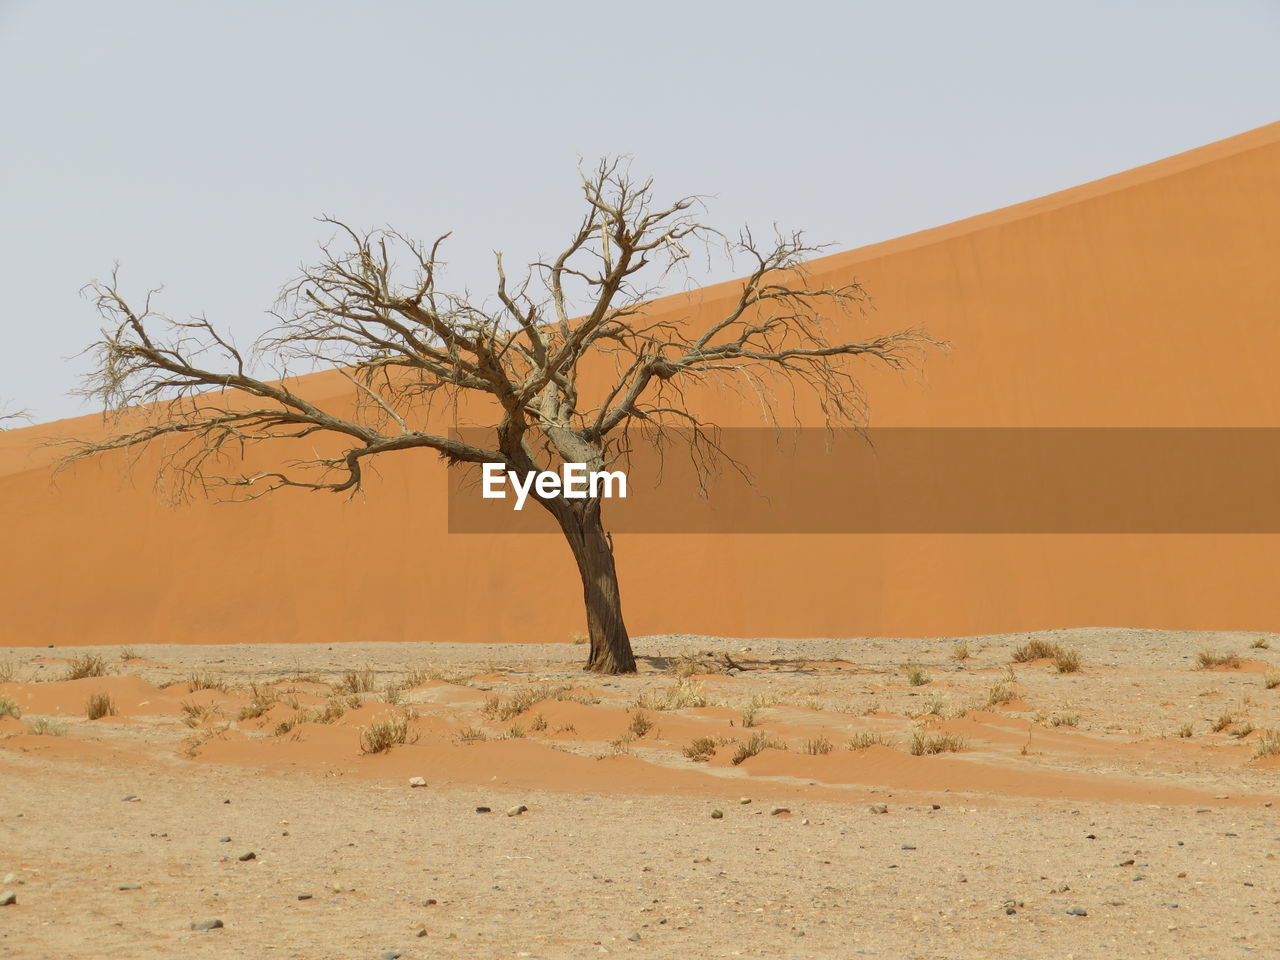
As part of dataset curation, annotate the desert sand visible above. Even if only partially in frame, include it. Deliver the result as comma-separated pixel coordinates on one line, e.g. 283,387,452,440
3,627,1280,959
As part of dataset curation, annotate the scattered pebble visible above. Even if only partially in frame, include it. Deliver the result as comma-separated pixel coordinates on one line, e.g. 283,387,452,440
628,932,642,941
868,803,889,814
770,807,790,816
117,883,141,891
738,797,752,804
476,806,491,814
297,893,312,901
416,927,428,937
710,809,724,819
0,891,16,907
507,804,528,817
408,777,427,788
121,796,140,803
190,918,224,931
381,952,402,960
1066,906,1088,917
238,852,256,862
901,844,916,850
219,837,231,843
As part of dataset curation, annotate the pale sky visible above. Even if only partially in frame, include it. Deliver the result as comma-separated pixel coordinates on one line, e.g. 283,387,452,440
2,0,1278,423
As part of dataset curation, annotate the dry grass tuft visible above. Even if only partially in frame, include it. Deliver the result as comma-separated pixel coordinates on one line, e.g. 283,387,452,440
1254,729,1280,758
1196,650,1242,670
1012,638,1060,662
187,671,229,693
25,717,67,736
1053,647,1084,673
1264,672,1280,690
635,679,708,712
681,736,721,761
903,665,930,686
484,684,597,722
1211,711,1236,733
0,696,22,719
802,736,834,755
179,700,217,728
237,694,276,721
358,710,418,754
0,658,16,683
986,678,1018,707
455,726,488,744
64,654,107,681
952,641,972,661
1049,712,1081,728
909,730,966,755
339,665,377,694
85,692,117,720
1251,638,1270,650
529,713,548,732
628,711,654,738
730,732,786,765
118,646,139,662
846,731,893,750
1175,721,1194,738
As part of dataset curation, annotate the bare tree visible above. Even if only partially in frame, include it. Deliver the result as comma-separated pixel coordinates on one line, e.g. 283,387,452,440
64,160,931,674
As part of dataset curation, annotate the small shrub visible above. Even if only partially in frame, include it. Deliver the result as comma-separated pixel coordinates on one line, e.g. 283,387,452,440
118,646,139,662
1264,672,1280,690
382,682,405,706
503,723,527,739
359,710,417,754
1053,647,1083,674
0,696,22,719
64,654,107,681
274,712,310,736
730,732,786,765
1196,650,1242,670
1050,712,1081,728
909,730,966,755
904,665,930,686
1250,638,1270,650
919,694,948,717
313,698,346,724
0,658,16,683
682,736,719,761
530,713,548,732
1254,729,1280,758
25,717,66,736
571,633,589,645
1231,722,1255,739
85,692,117,720
802,736,833,755
456,726,487,744
637,679,708,711
846,731,893,750
952,641,971,661
628,711,654,738
1175,722,1194,738
740,701,760,728
1012,639,1060,663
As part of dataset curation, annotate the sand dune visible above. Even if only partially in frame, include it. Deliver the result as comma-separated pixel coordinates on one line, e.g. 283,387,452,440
5,124,1280,647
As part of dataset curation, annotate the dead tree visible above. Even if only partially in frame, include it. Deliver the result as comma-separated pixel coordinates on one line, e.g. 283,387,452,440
64,160,931,674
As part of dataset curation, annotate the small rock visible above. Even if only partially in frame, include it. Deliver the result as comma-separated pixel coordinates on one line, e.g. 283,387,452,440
801,818,811,825
408,777,427,788
901,844,916,850
297,893,312,900
1,874,17,885
770,807,790,816
868,803,889,814
931,804,941,810
190,918,223,931
738,797,752,804
1066,906,1088,917
238,852,256,862
416,927,428,937
507,804,528,817
475,806,491,814
219,837,231,843
628,933,642,941
0,891,16,907
710,809,724,819
117,883,141,891
423,898,438,906
122,795,140,803
381,952,402,960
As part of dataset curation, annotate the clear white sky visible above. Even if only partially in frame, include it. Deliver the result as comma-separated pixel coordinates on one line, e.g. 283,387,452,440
2,0,1278,423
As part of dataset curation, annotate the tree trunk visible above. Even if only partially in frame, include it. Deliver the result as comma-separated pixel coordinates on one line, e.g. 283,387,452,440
546,498,637,674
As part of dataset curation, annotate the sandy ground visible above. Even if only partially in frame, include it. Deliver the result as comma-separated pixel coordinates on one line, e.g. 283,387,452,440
3,627,1280,959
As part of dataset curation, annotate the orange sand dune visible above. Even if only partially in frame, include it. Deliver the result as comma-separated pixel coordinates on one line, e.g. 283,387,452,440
5,122,1280,644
